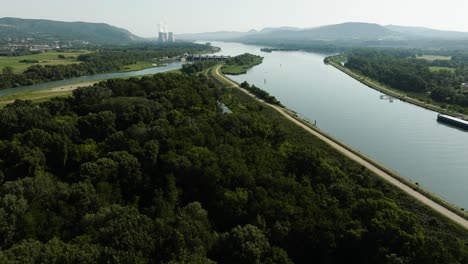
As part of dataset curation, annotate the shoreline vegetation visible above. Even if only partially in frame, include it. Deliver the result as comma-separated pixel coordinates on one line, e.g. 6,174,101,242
0,81,98,108
221,53,263,75
119,61,165,72
0,69,185,109
239,81,283,106
0,42,217,90
324,54,468,120
210,64,468,224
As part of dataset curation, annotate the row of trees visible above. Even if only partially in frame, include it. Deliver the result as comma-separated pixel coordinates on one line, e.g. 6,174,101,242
0,72,465,263
345,49,468,108
0,43,217,89
0,47,41,56
240,81,283,106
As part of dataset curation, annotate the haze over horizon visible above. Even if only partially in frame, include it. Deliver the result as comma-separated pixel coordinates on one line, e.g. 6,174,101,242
1,0,468,37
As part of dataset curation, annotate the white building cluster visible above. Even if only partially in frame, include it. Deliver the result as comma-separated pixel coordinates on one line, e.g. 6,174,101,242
158,22,175,43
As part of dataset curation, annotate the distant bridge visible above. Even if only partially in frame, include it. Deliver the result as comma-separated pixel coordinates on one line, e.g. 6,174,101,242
185,54,231,61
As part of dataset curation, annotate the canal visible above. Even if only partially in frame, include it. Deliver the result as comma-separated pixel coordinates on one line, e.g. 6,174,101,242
208,41,468,209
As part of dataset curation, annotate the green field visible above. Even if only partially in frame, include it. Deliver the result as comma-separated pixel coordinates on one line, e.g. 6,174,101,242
417,55,452,61
0,50,90,74
221,65,249,75
120,61,161,72
0,89,73,108
222,58,263,75
222,54,263,75
429,66,456,72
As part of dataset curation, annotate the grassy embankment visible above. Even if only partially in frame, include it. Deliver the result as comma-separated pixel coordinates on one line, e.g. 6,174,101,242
417,55,452,61
0,50,159,74
0,51,90,74
120,62,158,72
0,89,72,108
326,55,468,119
0,69,184,109
0,81,96,108
222,54,263,75
208,64,468,225
429,66,456,72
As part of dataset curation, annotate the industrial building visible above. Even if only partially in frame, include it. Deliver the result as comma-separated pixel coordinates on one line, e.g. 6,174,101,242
158,22,175,43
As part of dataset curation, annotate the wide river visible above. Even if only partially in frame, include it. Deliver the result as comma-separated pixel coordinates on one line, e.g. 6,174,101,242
207,41,468,209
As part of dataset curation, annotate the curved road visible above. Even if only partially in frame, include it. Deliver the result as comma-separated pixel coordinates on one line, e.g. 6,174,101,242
213,65,468,230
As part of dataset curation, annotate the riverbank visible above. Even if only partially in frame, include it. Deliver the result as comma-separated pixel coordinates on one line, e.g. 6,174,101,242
325,58,468,120
0,68,183,108
210,64,468,228
0,81,98,108
120,62,163,72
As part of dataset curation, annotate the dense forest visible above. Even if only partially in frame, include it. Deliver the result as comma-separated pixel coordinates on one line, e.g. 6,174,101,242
0,71,466,263
0,17,143,45
344,49,468,110
0,43,216,89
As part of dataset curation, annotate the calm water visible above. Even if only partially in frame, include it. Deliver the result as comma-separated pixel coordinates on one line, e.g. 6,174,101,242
207,41,468,208
0,62,183,96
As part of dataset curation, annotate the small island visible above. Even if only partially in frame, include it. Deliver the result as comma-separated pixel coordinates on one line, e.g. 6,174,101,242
221,53,263,75
261,47,297,53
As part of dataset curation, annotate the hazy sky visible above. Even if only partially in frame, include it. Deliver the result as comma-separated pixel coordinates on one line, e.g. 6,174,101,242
1,0,468,37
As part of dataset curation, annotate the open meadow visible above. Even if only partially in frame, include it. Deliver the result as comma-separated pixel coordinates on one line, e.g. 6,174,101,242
417,54,452,61
0,50,90,74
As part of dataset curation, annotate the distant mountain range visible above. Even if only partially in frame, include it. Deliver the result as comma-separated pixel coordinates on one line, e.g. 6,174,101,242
176,27,304,41
177,22,468,42
0,17,143,45
385,25,468,39
2,18,468,49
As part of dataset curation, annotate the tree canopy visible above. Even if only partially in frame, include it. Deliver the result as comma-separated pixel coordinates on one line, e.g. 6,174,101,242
344,48,468,110
0,72,466,263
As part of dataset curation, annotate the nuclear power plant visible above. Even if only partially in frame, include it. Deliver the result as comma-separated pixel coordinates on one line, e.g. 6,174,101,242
158,22,175,43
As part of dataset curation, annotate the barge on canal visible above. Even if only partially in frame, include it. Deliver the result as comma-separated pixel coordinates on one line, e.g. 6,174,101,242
437,114,468,130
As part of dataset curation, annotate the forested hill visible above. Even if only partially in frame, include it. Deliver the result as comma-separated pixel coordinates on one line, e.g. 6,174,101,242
386,25,468,40
0,71,466,262
244,22,397,42
180,22,468,51
0,17,143,44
